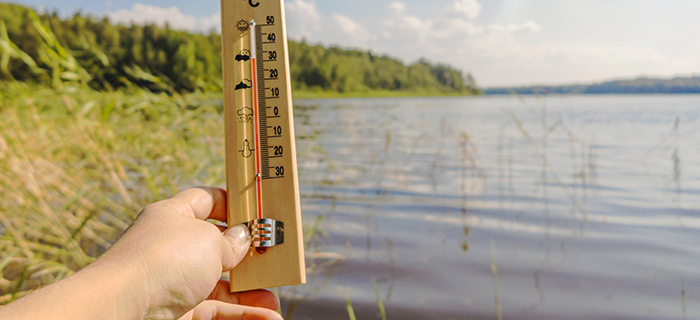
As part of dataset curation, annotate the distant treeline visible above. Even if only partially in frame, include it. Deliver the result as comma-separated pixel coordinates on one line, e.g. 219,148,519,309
0,3,479,94
485,76,700,95
289,42,478,94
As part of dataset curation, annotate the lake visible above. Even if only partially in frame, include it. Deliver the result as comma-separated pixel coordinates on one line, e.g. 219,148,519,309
280,95,700,319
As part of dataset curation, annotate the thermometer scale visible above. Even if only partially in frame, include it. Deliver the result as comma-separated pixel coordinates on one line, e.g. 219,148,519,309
221,0,305,292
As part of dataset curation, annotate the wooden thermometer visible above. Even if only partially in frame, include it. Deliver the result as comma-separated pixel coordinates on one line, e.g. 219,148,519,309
221,0,305,292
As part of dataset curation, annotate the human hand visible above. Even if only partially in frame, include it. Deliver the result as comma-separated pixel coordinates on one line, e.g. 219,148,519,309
0,187,281,320
99,187,282,320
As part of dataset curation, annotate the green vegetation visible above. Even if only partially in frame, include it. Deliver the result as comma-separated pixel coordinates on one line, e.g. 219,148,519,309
0,2,479,96
485,76,700,95
0,3,221,92
0,6,226,303
289,41,479,96
0,81,227,303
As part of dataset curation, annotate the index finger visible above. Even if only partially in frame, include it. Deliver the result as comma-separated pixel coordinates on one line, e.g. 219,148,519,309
170,187,228,222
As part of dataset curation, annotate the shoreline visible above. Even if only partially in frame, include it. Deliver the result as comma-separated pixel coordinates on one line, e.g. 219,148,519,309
291,89,480,99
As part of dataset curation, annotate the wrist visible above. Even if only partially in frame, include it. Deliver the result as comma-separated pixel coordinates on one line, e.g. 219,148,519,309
0,253,151,320
82,253,152,320
97,219,207,320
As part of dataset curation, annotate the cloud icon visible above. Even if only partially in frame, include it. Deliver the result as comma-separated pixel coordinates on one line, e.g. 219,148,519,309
237,107,254,123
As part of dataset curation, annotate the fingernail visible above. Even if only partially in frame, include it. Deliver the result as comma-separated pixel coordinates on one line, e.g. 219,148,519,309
225,224,251,245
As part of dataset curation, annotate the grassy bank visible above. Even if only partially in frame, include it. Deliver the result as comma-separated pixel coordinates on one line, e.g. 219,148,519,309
0,82,228,303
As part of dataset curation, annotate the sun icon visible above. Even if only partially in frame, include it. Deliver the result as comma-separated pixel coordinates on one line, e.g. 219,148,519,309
236,20,249,32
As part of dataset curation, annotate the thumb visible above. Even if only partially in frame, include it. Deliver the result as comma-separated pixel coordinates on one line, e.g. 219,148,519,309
221,224,252,272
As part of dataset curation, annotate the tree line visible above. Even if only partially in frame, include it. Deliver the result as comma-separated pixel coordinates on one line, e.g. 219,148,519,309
0,3,480,94
484,76,700,95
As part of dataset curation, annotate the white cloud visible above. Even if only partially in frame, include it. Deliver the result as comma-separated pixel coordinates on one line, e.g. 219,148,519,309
285,0,370,47
435,19,485,38
106,4,195,29
448,0,483,19
196,13,221,33
387,1,407,15
488,21,542,34
377,0,510,58
286,0,322,19
283,0,542,66
332,13,369,41
106,3,220,33
285,0,323,39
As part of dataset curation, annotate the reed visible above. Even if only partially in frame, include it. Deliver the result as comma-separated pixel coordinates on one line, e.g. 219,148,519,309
0,14,232,303
0,80,229,303
373,277,387,320
345,295,357,320
490,240,502,320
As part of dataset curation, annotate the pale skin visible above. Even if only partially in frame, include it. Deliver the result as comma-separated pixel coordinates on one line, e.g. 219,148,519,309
0,187,283,320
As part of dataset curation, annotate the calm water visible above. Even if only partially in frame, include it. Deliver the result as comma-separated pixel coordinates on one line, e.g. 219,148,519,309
280,95,700,320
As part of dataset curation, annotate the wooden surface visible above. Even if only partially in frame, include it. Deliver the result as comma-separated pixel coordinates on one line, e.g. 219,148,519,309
221,0,305,292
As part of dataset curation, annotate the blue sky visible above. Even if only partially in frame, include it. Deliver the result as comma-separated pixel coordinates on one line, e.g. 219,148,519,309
8,0,700,87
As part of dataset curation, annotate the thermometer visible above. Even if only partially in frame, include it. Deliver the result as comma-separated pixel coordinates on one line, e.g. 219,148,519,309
221,0,305,292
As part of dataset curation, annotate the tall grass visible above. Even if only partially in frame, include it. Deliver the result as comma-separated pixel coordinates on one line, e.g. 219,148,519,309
0,80,227,303
0,13,236,303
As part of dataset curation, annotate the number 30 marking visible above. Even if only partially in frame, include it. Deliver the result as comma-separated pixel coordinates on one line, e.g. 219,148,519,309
249,0,259,7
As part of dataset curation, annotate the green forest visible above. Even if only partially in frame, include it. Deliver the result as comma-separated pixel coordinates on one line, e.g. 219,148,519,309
0,3,480,96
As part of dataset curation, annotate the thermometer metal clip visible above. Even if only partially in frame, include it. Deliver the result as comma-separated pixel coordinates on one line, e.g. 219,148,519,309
244,218,284,247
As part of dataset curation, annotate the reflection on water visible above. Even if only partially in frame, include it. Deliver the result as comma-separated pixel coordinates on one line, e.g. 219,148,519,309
282,95,700,319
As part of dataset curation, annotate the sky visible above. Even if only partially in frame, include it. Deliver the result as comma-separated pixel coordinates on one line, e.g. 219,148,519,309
8,0,700,87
